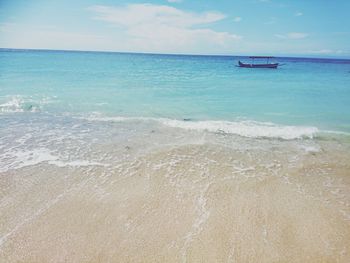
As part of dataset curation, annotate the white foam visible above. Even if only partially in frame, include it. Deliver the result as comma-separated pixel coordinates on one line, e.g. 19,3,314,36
82,114,319,140
0,148,108,172
0,95,57,114
85,116,133,122
0,96,25,113
49,160,109,167
0,96,39,113
0,148,59,172
321,130,350,136
299,144,321,154
160,119,318,140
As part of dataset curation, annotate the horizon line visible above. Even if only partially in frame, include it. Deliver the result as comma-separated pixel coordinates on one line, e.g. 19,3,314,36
1,47,349,60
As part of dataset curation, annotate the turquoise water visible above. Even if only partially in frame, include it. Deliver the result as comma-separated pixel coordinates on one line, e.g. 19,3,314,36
1,49,350,133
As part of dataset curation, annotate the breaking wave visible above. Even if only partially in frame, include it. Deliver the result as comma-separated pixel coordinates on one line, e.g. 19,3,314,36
82,115,319,140
160,119,318,140
0,95,55,114
0,147,108,173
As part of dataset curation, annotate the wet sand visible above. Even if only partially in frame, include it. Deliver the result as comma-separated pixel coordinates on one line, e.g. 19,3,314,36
1,135,350,262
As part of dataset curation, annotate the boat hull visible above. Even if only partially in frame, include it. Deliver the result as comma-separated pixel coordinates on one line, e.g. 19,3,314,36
238,61,279,69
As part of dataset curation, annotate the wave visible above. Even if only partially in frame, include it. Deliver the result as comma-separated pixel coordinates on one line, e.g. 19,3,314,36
49,160,108,168
0,147,108,173
82,114,319,140
0,95,55,114
160,119,318,140
0,96,36,113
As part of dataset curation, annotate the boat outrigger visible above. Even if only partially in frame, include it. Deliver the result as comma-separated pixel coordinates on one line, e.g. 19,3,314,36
237,56,279,69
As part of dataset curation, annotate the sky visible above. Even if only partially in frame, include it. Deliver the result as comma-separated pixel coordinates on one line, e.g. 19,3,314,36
0,0,349,57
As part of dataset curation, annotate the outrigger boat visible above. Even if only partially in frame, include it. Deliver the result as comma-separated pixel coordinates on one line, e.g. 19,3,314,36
238,56,279,69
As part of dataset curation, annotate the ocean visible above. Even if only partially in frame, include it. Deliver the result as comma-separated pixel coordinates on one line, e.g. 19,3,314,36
1,49,350,262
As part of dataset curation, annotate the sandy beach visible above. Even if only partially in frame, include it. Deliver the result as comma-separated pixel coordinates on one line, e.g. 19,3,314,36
1,123,350,262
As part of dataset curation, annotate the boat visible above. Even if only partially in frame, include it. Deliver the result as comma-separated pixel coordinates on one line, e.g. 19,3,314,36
237,56,279,69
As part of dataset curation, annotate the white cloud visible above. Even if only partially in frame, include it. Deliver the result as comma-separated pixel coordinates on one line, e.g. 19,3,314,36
275,32,308,39
89,4,226,28
88,4,241,53
295,12,303,17
233,17,242,22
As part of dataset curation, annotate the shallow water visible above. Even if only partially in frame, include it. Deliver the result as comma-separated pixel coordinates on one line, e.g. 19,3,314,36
1,49,350,262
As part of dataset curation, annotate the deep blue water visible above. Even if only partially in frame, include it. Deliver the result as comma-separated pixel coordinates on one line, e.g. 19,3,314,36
1,49,350,132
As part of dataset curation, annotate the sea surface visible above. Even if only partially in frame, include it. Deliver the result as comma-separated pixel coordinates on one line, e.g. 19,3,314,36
1,49,350,262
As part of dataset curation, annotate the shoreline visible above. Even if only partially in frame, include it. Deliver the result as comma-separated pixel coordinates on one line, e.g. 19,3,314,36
1,131,350,262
